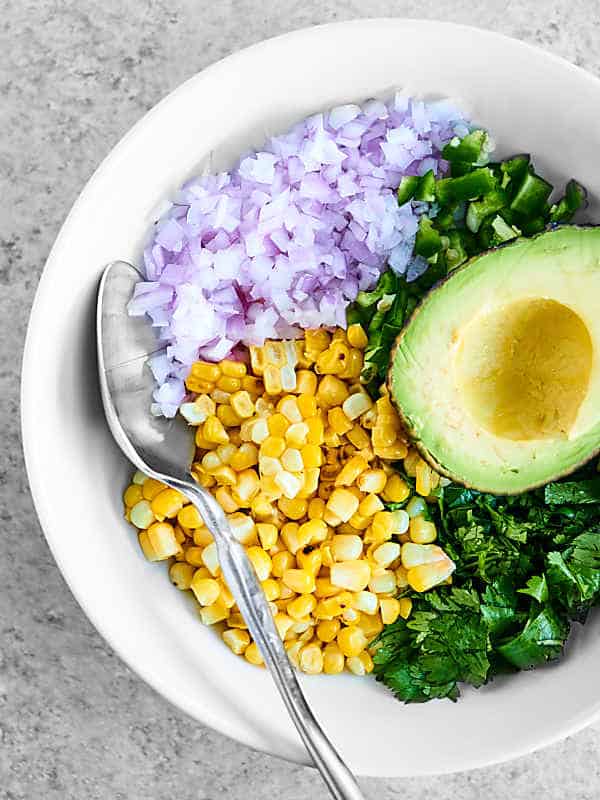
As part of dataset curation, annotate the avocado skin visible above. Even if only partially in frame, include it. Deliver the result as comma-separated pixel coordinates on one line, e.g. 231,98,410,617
387,224,600,495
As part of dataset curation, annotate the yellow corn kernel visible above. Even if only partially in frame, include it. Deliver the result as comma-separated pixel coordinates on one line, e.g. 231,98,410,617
184,546,205,567
131,470,147,485
232,469,260,505
316,375,349,409
326,406,352,436
190,574,221,606
404,449,421,477
200,542,220,576
246,546,272,581
220,359,247,378
144,521,179,559
307,498,326,520
274,470,302,499
399,597,413,620
296,519,327,547
323,508,342,527
329,563,370,596
293,399,315,427
244,641,264,666
407,559,455,592
373,541,401,568
401,542,448,568
259,474,283,500
295,370,318,398
281,448,303,473
199,602,230,626
123,484,143,508
138,531,160,561
337,626,368,658
222,627,250,655
368,568,397,594
212,465,237,487
347,650,374,676
304,416,324,446
409,516,437,544
249,418,269,444
316,618,340,643
379,597,401,625
256,523,278,550
203,415,230,445
415,460,433,497
141,478,167,501
283,421,308,447
395,565,410,589
344,426,368,451
216,375,242,394
304,329,331,360
353,590,378,615
297,467,320,500
259,436,285,460
217,581,235,609
176,504,203,529
277,395,302,423
326,488,360,523
272,551,295,578
331,534,363,561
379,475,409,505
241,374,262,394
298,444,321,470
280,522,303,554
168,561,195,590
323,642,345,674
229,390,254,419
339,349,363,381
342,391,373,421
264,413,287,438
190,361,221,383
348,512,370,531
316,340,351,375
228,512,257,545
249,345,266,376
297,549,322,577
374,442,409,461
193,527,213,546
261,578,280,601
356,494,383,519
228,443,258,472
287,594,317,621
282,568,315,595
299,642,323,674
334,455,368,488
215,486,240,514
228,612,248,629
216,404,241,428
371,511,396,541
250,492,276,519
259,455,283,478
278,496,307,521
346,323,368,349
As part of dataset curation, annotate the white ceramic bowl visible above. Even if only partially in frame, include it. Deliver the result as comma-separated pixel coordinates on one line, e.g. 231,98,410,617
22,19,600,777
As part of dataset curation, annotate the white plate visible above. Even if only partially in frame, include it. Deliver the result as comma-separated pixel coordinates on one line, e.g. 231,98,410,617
22,19,600,777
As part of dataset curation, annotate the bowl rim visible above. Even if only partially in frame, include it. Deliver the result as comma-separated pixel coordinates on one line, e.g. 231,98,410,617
21,17,600,776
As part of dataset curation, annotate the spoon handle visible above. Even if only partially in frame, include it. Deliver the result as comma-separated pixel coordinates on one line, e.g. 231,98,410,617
169,476,366,800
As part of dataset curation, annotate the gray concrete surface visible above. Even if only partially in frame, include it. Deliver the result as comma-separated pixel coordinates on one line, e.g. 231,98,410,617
3,1,600,797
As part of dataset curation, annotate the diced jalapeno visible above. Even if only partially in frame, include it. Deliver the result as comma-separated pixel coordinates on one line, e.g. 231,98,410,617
510,172,553,216
397,175,420,206
436,168,497,205
415,216,444,258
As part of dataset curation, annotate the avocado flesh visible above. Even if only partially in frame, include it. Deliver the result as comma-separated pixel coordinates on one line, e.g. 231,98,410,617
389,226,600,494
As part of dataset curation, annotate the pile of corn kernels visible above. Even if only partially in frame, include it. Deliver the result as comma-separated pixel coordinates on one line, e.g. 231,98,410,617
123,325,455,675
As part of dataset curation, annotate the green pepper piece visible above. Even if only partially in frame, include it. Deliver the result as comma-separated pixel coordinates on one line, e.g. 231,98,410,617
414,217,444,259
436,168,497,205
510,172,553,216
445,230,468,270
356,269,396,308
519,216,546,236
450,161,473,177
442,130,489,165
414,169,436,202
466,188,509,233
491,214,520,243
549,180,587,223
397,175,420,206
500,154,530,192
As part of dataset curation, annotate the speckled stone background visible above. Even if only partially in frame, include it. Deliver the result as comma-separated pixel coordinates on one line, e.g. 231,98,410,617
3,1,600,798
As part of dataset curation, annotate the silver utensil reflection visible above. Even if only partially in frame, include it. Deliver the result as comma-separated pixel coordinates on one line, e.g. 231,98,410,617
97,261,366,800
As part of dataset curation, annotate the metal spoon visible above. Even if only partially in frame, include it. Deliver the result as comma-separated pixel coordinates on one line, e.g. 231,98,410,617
97,261,365,800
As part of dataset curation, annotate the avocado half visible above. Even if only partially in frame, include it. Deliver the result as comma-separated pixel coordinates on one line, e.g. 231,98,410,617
388,226,600,495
